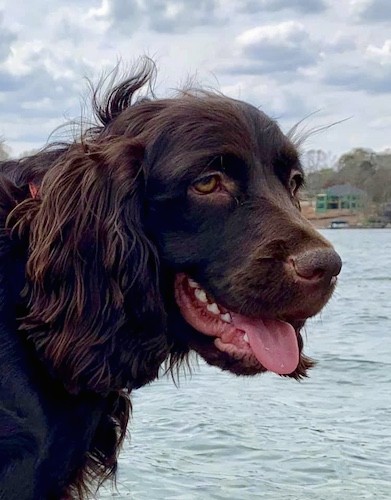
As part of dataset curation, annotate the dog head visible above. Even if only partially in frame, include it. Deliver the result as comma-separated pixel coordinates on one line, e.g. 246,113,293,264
7,61,341,393
140,92,342,379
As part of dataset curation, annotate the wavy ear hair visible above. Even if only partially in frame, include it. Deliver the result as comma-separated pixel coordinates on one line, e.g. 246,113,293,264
9,138,168,394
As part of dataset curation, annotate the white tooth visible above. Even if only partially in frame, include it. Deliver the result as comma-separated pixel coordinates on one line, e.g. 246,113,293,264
188,278,198,288
243,333,249,343
207,303,220,314
220,313,232,323
195,289,208,303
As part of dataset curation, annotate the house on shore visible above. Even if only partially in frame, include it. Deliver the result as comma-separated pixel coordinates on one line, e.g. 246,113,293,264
315,184,366,213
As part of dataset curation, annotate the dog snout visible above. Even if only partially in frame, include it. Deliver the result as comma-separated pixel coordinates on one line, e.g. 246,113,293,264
289,248,342,283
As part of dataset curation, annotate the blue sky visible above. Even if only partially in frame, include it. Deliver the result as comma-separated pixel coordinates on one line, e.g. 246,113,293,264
0,0,390,158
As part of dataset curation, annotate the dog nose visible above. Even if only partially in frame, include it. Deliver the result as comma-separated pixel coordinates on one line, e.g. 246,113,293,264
290,248,342,282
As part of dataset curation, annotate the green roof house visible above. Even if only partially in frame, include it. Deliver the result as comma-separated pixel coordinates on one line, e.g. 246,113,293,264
316,184,366,213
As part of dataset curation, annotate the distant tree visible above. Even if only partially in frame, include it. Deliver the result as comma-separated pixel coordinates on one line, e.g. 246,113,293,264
367,167,391,204
375,150,391,170
335,148,391,203
383,202,391,221
301,149,337,174
336,148,375,186
302,146,391,204
0,141,11,161
337,148,375,171
305,168,337,197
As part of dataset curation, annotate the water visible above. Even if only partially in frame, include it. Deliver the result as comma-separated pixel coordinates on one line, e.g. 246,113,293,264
101,229,391,499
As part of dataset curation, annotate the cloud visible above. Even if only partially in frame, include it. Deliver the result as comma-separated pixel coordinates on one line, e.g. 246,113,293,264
369,115,391,129
321,40,391,94
0,12,17,63
220,22,319,75
0,69,79,118
95,0,143,35
240,0,327,14
0,70,20,92
322,65,391,93
0,0,390,157
97,0,221,35
0,40,89,128
366,39,391,65
45,5,110,42
324,34,357,53
351,0,391,23
146,0,220,33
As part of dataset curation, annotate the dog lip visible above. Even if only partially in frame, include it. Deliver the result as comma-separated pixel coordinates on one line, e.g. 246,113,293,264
176,273,231,315
174,273,236,339
175,272,307,332
178,273,313,329
174,273,304,375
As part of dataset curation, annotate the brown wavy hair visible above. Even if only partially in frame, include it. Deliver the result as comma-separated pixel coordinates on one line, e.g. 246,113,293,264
1,61,171,498
8,63,169,396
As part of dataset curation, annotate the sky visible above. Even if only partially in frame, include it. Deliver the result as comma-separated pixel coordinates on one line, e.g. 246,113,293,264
0,0,390,159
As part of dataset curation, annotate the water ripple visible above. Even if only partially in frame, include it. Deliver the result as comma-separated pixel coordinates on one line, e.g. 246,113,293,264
100,230,391,499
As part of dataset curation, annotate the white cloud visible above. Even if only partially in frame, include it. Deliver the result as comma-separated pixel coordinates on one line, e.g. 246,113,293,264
240,0,327,14
320,39,391,94
237,21,308,48
350,0,391,22
0,12,17,63
369,115,391,129
221,78,314,121
221,22,319,74
366,40,391,65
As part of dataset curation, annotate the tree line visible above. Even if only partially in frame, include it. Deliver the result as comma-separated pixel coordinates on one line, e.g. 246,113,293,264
301,148,391,205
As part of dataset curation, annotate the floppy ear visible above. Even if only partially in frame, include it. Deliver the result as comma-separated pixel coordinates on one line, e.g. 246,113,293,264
12,138,168,394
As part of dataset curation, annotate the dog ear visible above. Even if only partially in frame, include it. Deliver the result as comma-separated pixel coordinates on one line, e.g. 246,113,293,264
13,138,168,394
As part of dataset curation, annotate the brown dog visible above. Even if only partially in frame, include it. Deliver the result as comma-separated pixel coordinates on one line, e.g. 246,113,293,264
0,60,341,498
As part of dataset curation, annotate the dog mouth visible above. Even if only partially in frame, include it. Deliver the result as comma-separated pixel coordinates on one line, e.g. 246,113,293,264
174,273,301,375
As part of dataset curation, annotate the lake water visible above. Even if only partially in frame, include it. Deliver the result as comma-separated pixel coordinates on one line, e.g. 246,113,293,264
101,229,391,500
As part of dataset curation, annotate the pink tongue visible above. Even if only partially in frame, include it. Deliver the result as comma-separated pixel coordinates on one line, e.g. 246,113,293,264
231,314,299,375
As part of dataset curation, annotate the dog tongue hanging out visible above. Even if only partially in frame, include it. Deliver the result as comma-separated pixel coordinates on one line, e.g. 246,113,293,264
175,274,300,375
231,315,299,375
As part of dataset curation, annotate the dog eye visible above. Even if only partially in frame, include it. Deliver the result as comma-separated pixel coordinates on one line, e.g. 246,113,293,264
289,172,304,196
192,174,221,195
